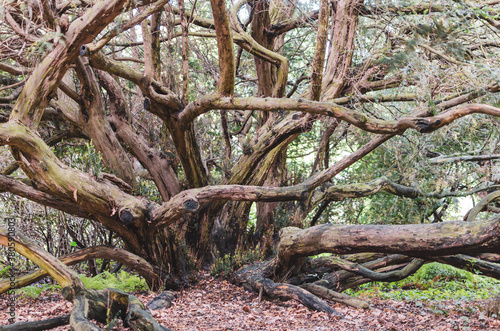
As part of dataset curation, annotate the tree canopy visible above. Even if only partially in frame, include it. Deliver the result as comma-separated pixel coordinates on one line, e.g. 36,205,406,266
1,0,500,329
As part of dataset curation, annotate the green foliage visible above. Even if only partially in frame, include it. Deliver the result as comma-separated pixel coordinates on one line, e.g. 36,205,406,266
15,284,61,299
211,247,263,278
137,179,162,203
347,262,500,302
0,266,11,277
54,140,104,177
412,262,474,283
81,141,104,177
79,270,149,292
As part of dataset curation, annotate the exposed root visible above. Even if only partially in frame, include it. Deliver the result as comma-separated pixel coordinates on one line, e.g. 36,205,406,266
312,254,414,292
147,291,177,310
64,287,172,331
300,283,369,309
312,255,424,282
233,261,343,317
0,315,70,330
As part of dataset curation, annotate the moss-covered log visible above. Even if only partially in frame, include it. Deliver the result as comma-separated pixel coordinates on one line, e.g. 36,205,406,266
277,219,500,270
431,254,500,279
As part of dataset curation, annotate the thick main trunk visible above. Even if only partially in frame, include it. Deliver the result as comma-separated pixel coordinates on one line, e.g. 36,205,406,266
211,127,301,257
322,0,363,100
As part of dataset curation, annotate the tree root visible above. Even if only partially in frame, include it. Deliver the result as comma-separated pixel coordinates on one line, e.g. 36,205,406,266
147,291,177,310
312,255,424,282
63,287,172,331
0,315,70,331
232,254,421,313
312,254,413,292
300,283,369,309
233,261,343,316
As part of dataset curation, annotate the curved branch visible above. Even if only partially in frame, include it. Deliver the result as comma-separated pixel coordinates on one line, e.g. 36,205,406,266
0,245,160,294
231,0,288,97
151,134,391,228
313,254,413,292
315,177,499,206
310,255,424,282
1,228,170,330
88,51,183,112
10,0,156,127
182,98,500,135
466,191,500,222
0,121,146,253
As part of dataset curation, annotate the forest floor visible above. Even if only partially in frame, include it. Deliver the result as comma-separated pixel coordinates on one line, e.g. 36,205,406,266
2,275,500,330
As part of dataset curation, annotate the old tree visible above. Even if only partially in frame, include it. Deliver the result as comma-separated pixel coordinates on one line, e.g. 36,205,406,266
2,0,500,328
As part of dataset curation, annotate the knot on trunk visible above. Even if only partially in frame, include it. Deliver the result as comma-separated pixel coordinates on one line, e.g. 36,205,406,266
119,208,134,226
183,198,199,211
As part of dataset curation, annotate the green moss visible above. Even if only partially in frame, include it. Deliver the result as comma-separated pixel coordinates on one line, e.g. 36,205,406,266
79,270,149,292
16,284,61,299
346,262,500,302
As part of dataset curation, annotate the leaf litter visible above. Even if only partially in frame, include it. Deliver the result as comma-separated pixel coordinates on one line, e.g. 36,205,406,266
2,275,500,330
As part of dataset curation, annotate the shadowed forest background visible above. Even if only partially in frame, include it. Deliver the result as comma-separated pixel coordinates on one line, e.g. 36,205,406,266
1,0,500,329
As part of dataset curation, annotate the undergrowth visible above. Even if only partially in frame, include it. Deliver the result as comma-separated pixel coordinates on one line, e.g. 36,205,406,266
13,270,148,299
79,270,149,292
346,262,500,302
211,246,263,277
15,284,61,299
